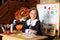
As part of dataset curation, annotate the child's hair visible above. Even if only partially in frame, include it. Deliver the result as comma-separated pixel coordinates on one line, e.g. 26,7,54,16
28,7,39,19
29,7,37,12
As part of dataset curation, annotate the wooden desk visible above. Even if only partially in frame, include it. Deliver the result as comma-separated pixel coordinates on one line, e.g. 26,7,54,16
0,33,48,40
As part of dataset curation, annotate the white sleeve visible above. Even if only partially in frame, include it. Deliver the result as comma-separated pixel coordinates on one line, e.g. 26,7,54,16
25,29,29,33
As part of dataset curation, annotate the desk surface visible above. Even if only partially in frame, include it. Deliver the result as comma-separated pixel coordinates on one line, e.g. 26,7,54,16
0,33,48,40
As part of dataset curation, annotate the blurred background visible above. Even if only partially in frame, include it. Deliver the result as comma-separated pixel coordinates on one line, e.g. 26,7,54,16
0,0,60,24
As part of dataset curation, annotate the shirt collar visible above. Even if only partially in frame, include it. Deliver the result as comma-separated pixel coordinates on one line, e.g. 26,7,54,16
26,19,38,26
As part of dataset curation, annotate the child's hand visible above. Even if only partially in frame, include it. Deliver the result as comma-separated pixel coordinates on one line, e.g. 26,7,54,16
29,29,37,34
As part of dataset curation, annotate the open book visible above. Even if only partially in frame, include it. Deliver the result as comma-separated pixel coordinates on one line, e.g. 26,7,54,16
22,33,36,38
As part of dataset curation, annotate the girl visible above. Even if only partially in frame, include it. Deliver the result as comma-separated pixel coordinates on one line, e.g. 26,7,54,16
22,7,42,35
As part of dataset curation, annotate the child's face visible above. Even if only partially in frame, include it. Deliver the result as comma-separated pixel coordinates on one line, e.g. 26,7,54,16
29,10,37,20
